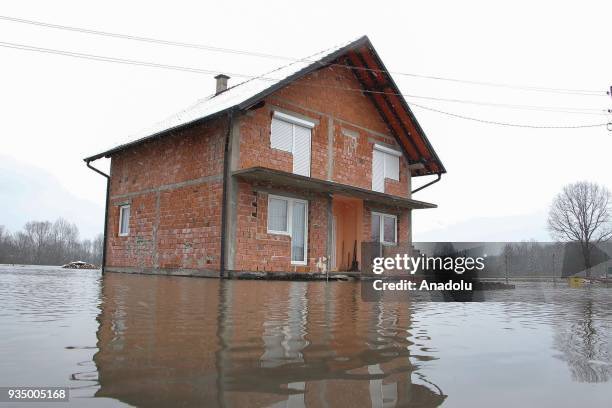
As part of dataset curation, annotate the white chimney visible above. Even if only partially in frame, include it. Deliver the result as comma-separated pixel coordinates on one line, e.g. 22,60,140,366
215,74,229,95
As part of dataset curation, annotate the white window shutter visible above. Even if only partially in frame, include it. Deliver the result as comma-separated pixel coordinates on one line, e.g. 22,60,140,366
271,118,293,153
384,154,400,181
292,125,311,177
372,149,385,192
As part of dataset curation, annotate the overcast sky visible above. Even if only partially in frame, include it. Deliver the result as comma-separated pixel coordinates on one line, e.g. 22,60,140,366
1,0,611,240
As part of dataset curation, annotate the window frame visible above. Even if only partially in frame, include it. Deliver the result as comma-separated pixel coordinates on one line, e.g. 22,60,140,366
270,111,314,177
266,196,290,236
267,194,309,265
372,144,401,192
371,211,397,245
118,205,130,237
273,111,316,129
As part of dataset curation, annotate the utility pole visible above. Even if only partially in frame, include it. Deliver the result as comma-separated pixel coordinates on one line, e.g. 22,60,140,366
552,251,555,285
505,253,509,285
608,86,612,132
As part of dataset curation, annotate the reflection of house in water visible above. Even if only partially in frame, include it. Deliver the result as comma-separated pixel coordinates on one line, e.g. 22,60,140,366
94,274,446,407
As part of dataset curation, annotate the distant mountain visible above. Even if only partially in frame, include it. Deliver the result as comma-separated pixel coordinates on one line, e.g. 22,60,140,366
415,210,551,242
0,156,103,239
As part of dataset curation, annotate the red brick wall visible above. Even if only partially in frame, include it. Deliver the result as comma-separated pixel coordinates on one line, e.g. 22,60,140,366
106,119,225,272
233,181,328,272
110,120,225,196
239,111,297,174
238,66,411,198
107,192,157,269
332,121,409,196
156,182,222,270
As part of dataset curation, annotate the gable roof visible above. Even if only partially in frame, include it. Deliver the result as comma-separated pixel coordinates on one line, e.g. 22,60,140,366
84,36,445,176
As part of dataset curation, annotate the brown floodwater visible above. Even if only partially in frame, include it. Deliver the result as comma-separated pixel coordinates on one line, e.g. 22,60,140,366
0,265,610,407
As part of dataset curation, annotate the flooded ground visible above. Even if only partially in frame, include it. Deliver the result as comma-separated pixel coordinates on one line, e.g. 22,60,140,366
0,265,610,407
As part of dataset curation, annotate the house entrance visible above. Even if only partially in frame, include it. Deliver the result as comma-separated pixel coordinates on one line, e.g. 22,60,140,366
331,196,363,272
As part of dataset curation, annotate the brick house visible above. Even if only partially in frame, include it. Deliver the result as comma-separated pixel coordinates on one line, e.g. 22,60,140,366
84,36,445,277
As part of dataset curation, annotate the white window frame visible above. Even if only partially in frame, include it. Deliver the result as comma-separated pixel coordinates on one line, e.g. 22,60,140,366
267,196,291,236
267,194,309,265
118,205,130,237
374,143,402,158
371,211,397,245
372,144,401,192
271,111,314,177
273,111,315,129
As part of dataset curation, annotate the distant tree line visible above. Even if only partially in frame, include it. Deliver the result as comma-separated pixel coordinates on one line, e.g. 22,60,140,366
484,241,565,278
0,219,103,266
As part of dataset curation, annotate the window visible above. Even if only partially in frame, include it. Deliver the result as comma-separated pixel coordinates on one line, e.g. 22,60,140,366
267,197,288,233
119,205,130,236
267,195,309,265
270,111,314,177
371,212,397,244
372,144,401,192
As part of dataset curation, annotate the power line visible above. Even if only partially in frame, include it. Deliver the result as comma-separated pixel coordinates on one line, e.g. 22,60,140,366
0,40,609,130
0,15,298,61
0,14,606,97
0,40,258,79
0,39,606,117
408,102,609,129
393,95,607,116
280,74,609,115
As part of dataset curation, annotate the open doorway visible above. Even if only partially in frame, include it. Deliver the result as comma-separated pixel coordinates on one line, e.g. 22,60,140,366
331,196,363,272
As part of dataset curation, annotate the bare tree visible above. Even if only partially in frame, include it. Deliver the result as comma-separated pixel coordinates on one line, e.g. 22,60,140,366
548,181,612,277
0,225,10,262
92,234,104,264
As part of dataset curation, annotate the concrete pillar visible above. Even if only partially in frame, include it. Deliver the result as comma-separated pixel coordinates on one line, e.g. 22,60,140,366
224,117,241,272
326,194,333,273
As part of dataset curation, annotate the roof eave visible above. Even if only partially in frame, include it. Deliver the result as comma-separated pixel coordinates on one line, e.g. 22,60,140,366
364,42,446,174
83,107,235,162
